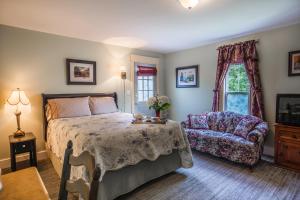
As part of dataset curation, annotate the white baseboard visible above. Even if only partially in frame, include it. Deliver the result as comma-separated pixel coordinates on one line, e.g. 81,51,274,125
0,150,48,169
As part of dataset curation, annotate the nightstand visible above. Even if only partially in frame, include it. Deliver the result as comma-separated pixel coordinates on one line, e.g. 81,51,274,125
275,124,300,171
9,132,37,171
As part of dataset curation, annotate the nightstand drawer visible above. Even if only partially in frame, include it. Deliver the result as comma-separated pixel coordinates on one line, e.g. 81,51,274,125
14,141,32,154
279,130,300,141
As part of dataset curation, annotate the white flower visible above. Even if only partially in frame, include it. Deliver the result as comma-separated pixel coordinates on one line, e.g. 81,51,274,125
147,97,156,106
158,96,169,104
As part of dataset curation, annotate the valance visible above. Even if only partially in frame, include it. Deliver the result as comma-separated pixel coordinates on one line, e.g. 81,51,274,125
137,66,157,76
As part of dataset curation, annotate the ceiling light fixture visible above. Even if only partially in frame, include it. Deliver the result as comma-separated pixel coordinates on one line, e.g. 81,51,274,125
179,0,199,9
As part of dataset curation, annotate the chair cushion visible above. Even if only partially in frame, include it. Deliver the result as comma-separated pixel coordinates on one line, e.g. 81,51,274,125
186,129,254,146
188,114,209,129
0,167,49,200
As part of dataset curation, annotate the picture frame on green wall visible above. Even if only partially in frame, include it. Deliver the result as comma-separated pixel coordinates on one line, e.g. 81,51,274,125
176,65,199,88
66,58,96,85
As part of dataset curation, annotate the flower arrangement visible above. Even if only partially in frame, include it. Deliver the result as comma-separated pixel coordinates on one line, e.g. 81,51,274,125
147,95,171,117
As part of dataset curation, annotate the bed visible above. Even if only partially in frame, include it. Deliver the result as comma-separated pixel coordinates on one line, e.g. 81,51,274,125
42,93,193,200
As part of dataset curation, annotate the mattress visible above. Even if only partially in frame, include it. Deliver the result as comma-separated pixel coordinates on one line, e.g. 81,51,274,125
46,112,193,181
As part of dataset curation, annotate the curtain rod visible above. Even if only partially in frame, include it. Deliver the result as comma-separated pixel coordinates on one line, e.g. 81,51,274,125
216,39,259,50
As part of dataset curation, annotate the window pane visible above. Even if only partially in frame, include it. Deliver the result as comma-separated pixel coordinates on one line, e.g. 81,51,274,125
143,79,148,90
144,91,148,101
148,76,153,80
226,93,249,115
238,66,249,92
148,79,153,90
226,64,249,92
149,91,153,98
138,79,143,90
227,66,238,92
138,91,143,102
224,64,250,115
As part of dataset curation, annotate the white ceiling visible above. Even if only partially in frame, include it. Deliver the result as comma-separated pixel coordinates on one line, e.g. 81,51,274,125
1,0,300,53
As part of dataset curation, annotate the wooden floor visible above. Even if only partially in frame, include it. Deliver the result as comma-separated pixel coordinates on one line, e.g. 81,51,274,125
4,151,300,200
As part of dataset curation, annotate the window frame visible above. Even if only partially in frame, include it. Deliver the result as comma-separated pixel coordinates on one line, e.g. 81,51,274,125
223,63,251,115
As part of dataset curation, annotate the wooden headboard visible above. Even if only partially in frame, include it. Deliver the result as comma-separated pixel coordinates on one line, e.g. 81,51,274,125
42,92,118,141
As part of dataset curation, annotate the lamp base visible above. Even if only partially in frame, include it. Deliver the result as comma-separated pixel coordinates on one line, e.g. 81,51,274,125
14,129,25,137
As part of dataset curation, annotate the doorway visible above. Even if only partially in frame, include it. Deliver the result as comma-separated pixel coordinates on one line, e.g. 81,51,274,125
130,55,160,116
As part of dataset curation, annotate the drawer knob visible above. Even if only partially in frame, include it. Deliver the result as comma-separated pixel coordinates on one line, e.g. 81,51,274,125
22,145,26,148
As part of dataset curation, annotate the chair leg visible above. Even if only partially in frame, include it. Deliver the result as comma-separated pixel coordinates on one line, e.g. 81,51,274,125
89,166,101,200
58,141,73,200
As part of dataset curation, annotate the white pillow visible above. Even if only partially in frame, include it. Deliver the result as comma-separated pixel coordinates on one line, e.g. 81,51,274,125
47,97,91,119
89,97,118,115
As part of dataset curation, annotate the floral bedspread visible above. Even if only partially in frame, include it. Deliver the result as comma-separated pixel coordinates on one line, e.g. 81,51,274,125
47,112,193,181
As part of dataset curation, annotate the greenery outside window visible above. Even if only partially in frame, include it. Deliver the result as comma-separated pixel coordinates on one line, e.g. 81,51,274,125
224,63,250,115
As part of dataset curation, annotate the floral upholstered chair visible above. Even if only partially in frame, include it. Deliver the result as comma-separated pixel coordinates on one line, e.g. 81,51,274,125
182,111,269,166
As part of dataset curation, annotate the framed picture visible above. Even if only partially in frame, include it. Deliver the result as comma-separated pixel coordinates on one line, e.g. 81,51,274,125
176,65,199,88
289,50,300,76
66,59,96,85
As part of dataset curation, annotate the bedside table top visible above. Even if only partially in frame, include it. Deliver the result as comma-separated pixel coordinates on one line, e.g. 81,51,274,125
9,132,36,144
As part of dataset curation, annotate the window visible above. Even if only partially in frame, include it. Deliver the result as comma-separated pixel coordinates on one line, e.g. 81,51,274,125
224,63,250,115
137,76,155,102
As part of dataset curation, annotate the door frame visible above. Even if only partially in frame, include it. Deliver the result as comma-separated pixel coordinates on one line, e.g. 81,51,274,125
130,55,160,113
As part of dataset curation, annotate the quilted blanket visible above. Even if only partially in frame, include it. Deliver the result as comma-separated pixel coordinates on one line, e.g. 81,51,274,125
47,112,193,181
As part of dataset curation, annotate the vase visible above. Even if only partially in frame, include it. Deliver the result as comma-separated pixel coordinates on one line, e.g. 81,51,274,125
155,110,160,118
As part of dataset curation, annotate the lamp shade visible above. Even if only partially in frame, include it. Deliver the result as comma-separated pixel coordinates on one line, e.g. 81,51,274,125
6,88,31,114
7,89,30,105
179,0,199,9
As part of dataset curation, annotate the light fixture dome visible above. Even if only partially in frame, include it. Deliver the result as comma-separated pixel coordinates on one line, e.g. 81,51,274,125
179,0,199,9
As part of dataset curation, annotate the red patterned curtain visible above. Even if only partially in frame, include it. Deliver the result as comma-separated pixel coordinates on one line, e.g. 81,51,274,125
137,66,157,76
211,45,235,112
212,40,265,119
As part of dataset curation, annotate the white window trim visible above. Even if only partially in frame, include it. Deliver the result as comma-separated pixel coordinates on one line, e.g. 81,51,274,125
130,55,160,113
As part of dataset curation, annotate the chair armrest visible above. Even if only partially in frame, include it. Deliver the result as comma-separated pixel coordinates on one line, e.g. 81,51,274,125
247,122,269,143
181,121,187,129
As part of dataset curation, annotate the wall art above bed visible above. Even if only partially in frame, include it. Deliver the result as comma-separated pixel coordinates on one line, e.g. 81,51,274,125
66,58,96,85
176,65,199,88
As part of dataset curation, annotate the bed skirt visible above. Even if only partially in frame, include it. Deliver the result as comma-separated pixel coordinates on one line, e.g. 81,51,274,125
46,145,182,200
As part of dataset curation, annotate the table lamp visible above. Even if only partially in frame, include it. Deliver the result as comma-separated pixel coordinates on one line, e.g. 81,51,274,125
6,88,31,137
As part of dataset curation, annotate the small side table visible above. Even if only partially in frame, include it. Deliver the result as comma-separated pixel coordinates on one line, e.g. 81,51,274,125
9,132,37,171
0,167,50,200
